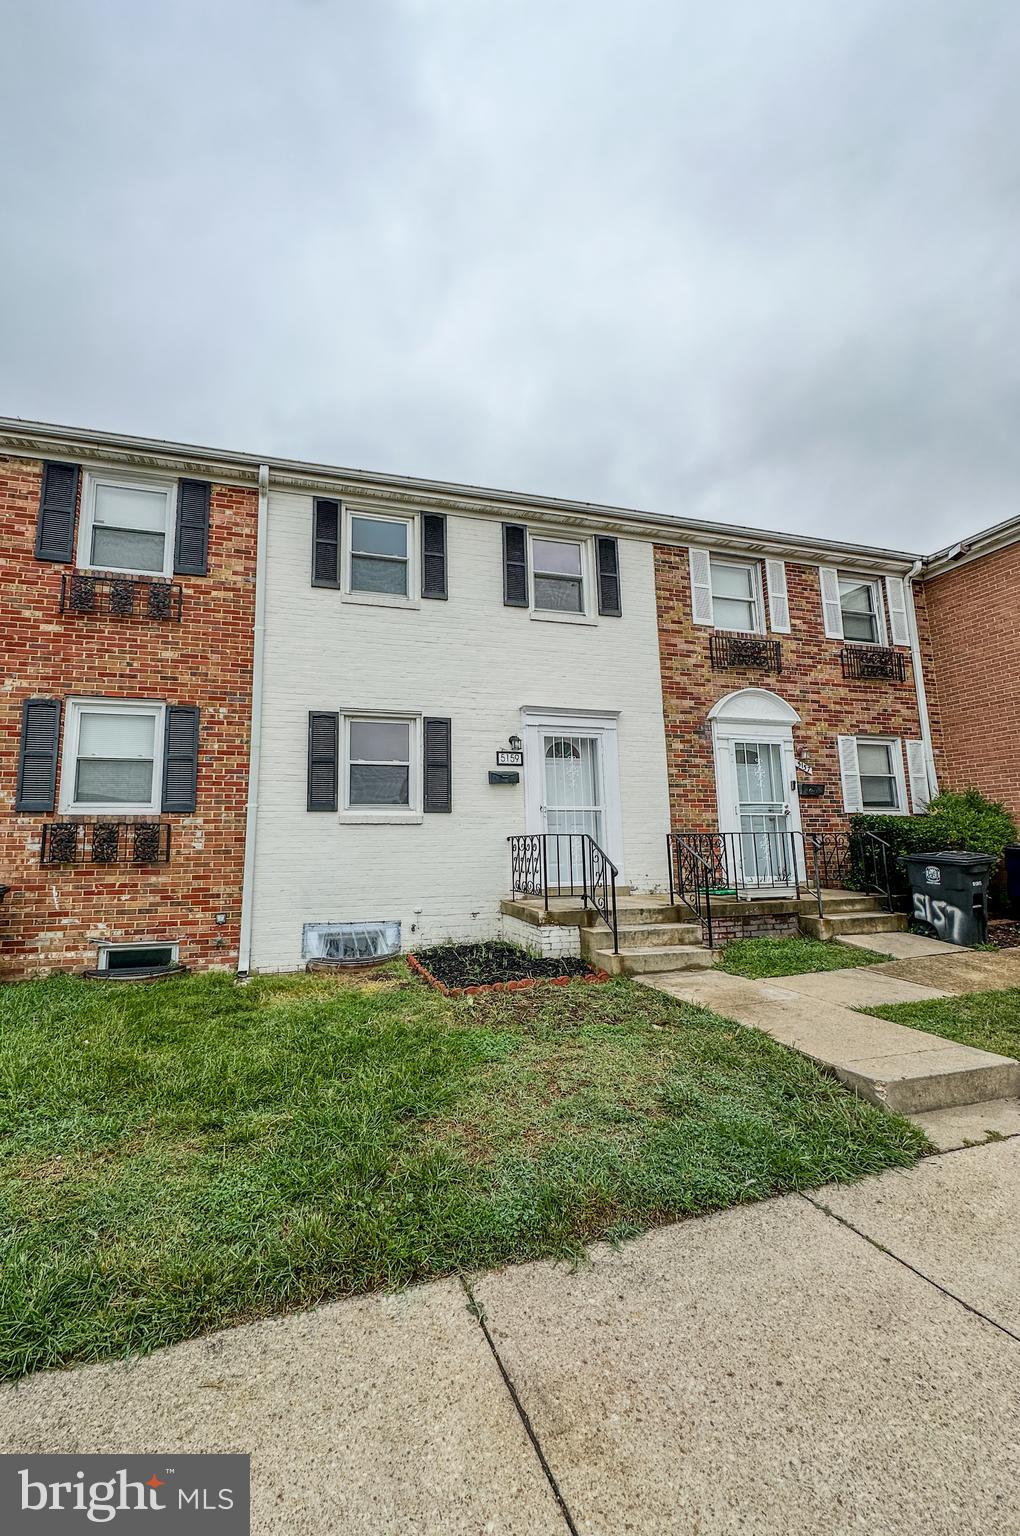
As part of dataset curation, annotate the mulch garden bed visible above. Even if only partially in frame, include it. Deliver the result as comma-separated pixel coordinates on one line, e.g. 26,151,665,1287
987,919,1020,950
408,940,609,996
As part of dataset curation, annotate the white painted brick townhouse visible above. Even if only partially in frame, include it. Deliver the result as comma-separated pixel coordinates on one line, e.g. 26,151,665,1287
247,466,673,971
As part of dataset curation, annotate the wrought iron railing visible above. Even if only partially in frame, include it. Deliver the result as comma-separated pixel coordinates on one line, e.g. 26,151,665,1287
666,835,716,947
709,633,782,674
59,573,183,622
508,832,619,953
40,820,172,867
666,828,894,923
840,646,906,682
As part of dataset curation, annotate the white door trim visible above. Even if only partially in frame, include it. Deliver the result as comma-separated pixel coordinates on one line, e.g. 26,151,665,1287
521,709,624,879
711,715,805,882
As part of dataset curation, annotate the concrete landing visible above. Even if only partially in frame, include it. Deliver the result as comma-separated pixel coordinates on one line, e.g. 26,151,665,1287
910,1097,1020,1151
839,931,957,958
642,967,1020,1114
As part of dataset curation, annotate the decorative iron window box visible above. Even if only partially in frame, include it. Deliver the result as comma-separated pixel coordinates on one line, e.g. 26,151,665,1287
40,820,172,867
840,646,906,682
59,573,183,622
709,633,782,673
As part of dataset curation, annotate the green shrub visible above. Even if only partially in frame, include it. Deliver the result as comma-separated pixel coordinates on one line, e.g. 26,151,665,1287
849,789,1017,897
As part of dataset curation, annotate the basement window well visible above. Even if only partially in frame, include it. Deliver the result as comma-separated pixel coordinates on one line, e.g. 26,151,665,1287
302,921,401,965
96,942,180,977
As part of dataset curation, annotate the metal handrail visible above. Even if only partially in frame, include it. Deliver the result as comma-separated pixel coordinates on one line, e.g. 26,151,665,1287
667,828,895,919
508,832,619,953
667,834,715,947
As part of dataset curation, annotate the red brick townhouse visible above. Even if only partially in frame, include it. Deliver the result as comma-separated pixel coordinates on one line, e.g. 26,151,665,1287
919,516,1020,823
0,421,259,978
653,530,940,890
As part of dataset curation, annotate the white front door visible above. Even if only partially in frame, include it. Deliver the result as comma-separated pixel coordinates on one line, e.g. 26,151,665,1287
523,714,623,886
714,727,804,887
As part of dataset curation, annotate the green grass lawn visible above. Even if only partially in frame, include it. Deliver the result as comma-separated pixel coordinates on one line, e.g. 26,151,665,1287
866,987,1020,1060
717,936,888,978
0,969,926,1380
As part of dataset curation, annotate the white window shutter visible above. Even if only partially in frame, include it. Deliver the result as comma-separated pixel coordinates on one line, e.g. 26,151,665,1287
838,736,863,812
885,575,910,646
689,547,714,626
765,559,790,633
819,567,843,639
905,740,930,813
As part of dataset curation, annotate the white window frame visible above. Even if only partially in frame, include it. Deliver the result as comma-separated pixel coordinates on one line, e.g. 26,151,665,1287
97,941,179,973
59,699,166,816
855,735,908,815
527,530,596,625
838,572,887,647
708,555,765,635
342,507,418,609
340,711,422,824
77,471,177,579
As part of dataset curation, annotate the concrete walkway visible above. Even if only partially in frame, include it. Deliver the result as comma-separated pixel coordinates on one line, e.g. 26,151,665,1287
2,1140,1018,1534
641,945,1020,1117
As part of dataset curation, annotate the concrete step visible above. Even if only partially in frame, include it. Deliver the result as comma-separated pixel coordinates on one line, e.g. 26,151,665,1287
800,911,908,941
816,893,882,913
838,1049,1020,1116
585,921,704,952
593,945,717,977
613,901,691,925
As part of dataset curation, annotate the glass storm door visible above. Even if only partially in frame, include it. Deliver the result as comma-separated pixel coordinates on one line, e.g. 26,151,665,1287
734,739,793,886
542,733,604,887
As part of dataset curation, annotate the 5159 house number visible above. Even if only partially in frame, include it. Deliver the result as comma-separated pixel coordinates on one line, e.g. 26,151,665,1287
496,749,523,767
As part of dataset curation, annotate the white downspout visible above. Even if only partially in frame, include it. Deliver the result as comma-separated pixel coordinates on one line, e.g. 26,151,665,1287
904,558,939,801
238,463,270,974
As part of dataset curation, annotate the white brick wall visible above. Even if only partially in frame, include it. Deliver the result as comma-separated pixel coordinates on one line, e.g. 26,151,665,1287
498,914,582,957
249,492,671,971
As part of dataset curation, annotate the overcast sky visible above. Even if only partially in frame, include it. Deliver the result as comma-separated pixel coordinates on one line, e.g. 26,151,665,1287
2,2,1019,551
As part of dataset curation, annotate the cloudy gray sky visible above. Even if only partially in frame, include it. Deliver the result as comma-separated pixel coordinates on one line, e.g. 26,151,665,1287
2,1,1019,550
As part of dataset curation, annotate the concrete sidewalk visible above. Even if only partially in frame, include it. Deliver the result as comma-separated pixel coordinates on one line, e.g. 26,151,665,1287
2,1141,1019,1535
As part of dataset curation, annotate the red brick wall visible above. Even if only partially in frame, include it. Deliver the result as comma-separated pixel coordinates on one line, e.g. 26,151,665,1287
0,456,257,978
921,543,1020,821
653,547,929,833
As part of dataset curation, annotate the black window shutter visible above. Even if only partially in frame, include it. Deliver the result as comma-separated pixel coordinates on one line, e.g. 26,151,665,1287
312,499,341,588
307,712,339,811
174,480,211,576
503,524,528,607
421,513,447,599
596,536,622,616
161,706,200,813
423,717,452,812
35,462,80,562
15,699,62,812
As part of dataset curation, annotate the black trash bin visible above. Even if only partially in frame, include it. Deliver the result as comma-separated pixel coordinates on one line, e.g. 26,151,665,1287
903,851,997,946
1004,845,1020,919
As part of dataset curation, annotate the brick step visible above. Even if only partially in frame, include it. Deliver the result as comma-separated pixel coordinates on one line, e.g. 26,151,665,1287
593,945,717,977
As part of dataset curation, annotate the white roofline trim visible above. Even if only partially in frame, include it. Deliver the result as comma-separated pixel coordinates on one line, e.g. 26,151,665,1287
0,415,923,572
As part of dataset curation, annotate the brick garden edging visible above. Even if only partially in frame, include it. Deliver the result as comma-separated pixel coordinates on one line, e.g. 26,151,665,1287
406,952,611,997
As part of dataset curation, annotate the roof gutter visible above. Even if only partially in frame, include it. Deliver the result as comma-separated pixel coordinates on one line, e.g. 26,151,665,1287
904,557,939,803
238,463,270,974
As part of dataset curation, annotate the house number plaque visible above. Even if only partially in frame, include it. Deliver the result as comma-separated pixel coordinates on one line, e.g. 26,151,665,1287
496,749,523,767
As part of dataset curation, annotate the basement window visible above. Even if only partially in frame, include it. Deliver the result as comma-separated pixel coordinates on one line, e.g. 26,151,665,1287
303,921,401,965
97,942,179,976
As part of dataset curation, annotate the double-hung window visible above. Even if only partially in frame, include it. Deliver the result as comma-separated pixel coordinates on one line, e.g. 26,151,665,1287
61,701,164,814
79,475,176,576
531,536,586,615
710,557,761,632
856,739,902,810
346,717,415,810
348,514,411,597
838,575,884,644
